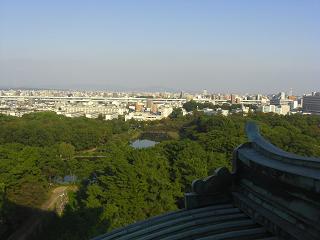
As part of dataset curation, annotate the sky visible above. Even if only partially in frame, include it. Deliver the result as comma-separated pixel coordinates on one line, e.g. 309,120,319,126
0,0,319,94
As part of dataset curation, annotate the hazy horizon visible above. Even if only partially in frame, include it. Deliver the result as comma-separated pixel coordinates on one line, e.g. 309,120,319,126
0,1,319,94
0,86,311,96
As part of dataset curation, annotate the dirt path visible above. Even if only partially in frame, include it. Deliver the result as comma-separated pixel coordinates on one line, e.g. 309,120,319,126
79,147,97,153
7,186,72,240
41,186,68,211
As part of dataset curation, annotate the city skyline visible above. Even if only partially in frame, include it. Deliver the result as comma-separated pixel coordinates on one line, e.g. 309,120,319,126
0,86,310,96
0,1,319,93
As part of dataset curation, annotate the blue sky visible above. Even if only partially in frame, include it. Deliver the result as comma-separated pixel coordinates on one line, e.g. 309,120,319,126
0,0,319,93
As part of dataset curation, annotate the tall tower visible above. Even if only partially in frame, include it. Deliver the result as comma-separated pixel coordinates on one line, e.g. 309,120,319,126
146,99,153,109
231,94,237,104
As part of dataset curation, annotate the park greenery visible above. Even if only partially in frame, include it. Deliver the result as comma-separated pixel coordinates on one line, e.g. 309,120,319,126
0,111,319,239
182,100,244,112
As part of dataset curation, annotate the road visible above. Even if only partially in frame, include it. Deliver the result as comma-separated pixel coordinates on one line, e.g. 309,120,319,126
7,186,71,240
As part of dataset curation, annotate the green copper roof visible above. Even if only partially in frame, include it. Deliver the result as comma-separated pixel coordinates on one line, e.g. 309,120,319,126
92,202,275,240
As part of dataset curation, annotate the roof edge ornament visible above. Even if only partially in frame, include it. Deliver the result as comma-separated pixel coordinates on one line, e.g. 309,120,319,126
184,167,232,210
233,121,320,240
245,121,320,167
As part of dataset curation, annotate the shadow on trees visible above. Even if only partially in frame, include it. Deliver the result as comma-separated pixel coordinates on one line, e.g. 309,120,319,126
1,199,105,240
0,200,53,240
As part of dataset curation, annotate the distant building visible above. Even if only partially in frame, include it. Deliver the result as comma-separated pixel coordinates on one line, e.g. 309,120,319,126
303,93,320,114
146,99,153,109
256,94,262,100
289,100,298,110
288,95,297,101
261,105,276,113
259,105,290,115
270,92,293,106
231,94,237,104
60,104,125,115
158,105,173,117
151,104,158,114
135,102,143,112
241,105,250,113
277,105,290,115
125,112,162,121
235,97,241,104
85,112,100,119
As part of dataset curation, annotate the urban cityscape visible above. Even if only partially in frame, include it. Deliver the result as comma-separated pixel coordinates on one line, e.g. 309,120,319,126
0,88,319,120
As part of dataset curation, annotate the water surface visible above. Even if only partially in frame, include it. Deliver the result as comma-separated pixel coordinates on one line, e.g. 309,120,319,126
131,139,158,149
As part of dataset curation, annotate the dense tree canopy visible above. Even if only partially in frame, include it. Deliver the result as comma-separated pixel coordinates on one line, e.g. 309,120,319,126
0,111,319,239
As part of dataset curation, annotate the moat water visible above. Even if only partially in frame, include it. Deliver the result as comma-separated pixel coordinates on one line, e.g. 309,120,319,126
131,139,158,149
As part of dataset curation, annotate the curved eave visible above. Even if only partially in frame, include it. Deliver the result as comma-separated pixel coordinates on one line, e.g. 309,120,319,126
92,203,275,240
245,122,320,169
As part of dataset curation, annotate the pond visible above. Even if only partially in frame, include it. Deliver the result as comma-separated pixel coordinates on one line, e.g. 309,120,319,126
130,139,159,149
53,175,77,184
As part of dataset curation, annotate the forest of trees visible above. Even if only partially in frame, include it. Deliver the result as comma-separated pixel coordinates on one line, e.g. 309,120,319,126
0,111,319,239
